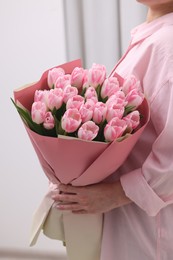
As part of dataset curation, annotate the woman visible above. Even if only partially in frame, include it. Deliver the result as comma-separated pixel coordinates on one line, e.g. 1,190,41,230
52,1,173,259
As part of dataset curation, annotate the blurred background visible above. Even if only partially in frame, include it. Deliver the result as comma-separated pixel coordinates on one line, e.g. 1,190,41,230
0,0,146,258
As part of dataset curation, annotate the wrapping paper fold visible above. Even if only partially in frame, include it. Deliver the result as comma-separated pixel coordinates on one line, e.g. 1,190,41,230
24,104,148,187
13,59,150,260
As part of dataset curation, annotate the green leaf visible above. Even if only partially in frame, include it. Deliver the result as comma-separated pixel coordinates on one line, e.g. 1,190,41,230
53,115,65,136
54,103,66,121
101,96,108,103
81,87,87,97
124,105,135,116
96,84,101,100
11,98,44,135
53,115,60,136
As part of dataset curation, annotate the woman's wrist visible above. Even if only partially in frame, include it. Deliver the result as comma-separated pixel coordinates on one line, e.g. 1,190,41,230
111,180,132,208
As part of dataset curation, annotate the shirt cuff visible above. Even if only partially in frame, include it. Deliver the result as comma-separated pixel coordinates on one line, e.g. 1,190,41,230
120,169,167,216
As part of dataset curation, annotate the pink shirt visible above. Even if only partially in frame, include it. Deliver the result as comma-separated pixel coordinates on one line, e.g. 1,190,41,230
101,13,173,260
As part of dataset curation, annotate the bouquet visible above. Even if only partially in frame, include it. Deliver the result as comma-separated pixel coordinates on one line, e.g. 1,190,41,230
12,59,149,260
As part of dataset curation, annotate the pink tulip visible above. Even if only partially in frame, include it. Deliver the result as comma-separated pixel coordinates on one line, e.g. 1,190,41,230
106,91,127,109
125,89,144,109
66,95,85,110
31,101,47,124
93,102,107,124
106,106,124,122
78,121,99,141
63,85,78,103
47,67,65,88
88,63,107,88
61,108,82,133
85,86,98,103
43,112,55,130
122,75,141,95
54,74,71,90
34,90,49,108
79,99,95,123
101,77,120,99
82,69,90,89
71,67,87,89
47,88,64,111
104,117,127,142
123,110,140,131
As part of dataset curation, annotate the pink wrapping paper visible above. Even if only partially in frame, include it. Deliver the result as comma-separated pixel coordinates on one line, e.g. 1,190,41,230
14,59,150,187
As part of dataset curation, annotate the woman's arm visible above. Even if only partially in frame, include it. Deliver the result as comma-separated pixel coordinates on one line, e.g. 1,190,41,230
121,78,173,216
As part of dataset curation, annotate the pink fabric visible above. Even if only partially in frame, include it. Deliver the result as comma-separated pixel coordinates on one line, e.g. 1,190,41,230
101,13,173,260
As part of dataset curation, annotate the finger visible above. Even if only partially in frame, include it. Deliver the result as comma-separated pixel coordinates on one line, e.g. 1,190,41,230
56,203,83,211
59,184,82,194
52,193,80,203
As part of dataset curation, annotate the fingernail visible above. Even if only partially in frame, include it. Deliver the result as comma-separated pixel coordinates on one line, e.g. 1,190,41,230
56,205,63,210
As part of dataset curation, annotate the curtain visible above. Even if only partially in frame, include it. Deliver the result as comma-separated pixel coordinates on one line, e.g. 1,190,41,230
62,0,147,73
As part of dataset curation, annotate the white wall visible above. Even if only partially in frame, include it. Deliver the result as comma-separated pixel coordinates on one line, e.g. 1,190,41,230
120,0,147,54
64,0,147,73
0,0,67,256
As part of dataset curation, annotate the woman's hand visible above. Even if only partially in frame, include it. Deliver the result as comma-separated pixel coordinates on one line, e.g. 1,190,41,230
51,181,131,214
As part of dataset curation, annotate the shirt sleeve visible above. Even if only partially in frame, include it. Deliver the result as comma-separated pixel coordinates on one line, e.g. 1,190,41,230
120,78,173,216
